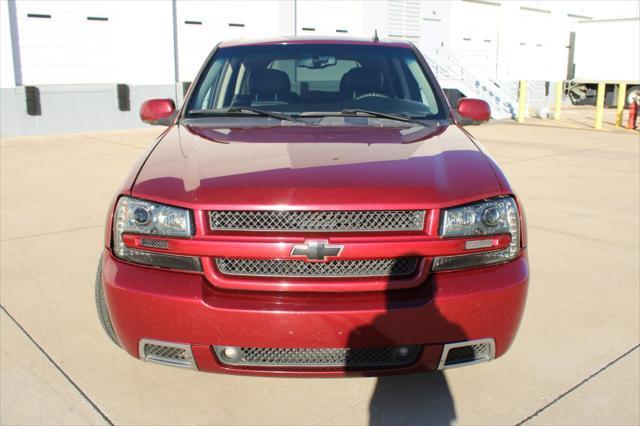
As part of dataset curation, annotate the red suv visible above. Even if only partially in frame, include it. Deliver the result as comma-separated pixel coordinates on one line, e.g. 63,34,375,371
96,37,528,376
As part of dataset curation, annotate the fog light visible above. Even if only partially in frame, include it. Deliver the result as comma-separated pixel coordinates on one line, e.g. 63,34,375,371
396,346,410,357
222,346,240,360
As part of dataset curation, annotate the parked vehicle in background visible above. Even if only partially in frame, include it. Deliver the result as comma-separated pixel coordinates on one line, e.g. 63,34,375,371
96,37,529,376
567,17,640,107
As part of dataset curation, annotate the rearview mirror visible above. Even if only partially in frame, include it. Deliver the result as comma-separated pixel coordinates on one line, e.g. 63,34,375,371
457,98,491,124
140,99,176,126
296,55,337,69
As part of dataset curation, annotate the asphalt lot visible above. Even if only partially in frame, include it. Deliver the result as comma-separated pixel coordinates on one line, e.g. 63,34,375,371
1,107,638,425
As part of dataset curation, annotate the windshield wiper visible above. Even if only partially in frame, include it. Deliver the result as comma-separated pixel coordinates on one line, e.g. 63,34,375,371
189,107,303,123
340,109,427,127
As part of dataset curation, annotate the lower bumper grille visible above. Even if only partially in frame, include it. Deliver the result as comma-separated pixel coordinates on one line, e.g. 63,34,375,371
215,257,420,278
213,346,421,368
438,338,495,370
139,339,196,369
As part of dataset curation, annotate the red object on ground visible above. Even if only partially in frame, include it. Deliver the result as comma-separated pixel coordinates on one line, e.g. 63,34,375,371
628,99,638,129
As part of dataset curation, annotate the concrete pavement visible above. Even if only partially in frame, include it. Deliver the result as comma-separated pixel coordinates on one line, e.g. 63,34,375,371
1,108,638,425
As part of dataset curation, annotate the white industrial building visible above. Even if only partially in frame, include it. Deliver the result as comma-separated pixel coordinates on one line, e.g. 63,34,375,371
1,0,638,136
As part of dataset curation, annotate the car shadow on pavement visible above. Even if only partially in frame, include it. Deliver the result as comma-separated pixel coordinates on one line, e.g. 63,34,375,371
368,372,455,426
347,256,465,426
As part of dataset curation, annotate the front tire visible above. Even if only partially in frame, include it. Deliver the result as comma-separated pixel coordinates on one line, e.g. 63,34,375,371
95,256,120,347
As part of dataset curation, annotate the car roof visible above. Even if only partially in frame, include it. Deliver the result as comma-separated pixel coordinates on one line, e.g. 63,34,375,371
217,36,414,49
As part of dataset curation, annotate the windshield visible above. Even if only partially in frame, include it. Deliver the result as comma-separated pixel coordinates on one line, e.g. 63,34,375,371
185,44,445,121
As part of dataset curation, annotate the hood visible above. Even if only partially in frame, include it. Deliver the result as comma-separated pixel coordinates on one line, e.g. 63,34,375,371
131,123,504,209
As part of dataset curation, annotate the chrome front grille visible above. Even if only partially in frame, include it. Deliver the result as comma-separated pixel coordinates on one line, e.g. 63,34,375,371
215,257,420,278
209,210,426,232
213,346,421,368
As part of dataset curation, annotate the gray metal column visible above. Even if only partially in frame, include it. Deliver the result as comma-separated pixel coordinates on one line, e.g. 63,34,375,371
172,0,179,100
7,0,23,86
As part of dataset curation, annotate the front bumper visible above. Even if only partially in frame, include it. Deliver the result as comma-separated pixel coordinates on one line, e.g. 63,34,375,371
101,249,528,377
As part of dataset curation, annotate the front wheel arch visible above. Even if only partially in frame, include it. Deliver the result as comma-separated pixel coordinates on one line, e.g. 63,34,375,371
95,256,120,347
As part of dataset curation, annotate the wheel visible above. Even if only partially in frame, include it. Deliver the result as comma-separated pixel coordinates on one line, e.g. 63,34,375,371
626,85,640,107
95,256,120,347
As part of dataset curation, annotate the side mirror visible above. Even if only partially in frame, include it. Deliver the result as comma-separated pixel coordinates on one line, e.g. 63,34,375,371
456,98,491,124
140,99,176,126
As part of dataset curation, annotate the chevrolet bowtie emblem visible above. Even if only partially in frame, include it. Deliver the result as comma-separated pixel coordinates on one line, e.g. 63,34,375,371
291,241,343,261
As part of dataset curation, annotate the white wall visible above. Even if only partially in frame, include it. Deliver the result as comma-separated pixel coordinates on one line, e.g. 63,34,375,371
296,0,364,37
13,0,174,85
109,1,175,85
176,1,284,82
414,0,638,82
573,18,640,81
512,6,559,81
548,0,640,21
7,0,637,88
387,0,420,39
449,0,500,78
418,1,450,53
361,0,389,39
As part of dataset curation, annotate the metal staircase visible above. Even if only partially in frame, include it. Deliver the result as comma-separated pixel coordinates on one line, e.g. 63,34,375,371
424,53,518,120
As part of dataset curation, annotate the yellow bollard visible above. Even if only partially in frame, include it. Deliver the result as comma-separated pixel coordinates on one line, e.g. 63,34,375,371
594,82,605,130
517,80,527,123
615,83,627,127
554,81,563,120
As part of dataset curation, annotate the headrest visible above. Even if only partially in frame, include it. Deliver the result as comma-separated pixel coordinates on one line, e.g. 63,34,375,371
248,69,291,99
340,67,384,94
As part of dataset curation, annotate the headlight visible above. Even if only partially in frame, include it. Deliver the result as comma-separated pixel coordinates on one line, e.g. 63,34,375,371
432,197,520,271
112,196,201,271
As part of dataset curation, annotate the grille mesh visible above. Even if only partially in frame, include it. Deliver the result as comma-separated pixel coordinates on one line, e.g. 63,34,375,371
214,346,421,368
216,257,420,278
209,210,426,232
445,342,491,365
140,238,169,249
464,239,494,250
143,343,191,361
